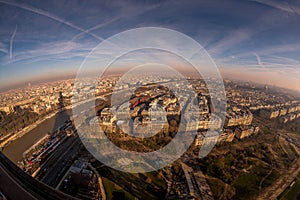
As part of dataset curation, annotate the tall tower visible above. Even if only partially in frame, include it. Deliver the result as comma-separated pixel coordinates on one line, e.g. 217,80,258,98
58,91,64,109
264,84,268,92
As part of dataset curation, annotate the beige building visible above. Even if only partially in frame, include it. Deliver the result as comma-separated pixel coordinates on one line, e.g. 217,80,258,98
235,125,259,139
0,106,14,114
225,113,253,127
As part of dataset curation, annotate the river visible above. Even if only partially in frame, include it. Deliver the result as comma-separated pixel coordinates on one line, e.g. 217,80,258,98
2,109,72,163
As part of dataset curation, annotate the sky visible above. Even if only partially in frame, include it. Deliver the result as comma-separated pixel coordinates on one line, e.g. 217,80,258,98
0,0,300,91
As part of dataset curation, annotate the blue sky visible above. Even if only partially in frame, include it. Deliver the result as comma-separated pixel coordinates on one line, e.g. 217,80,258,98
0,0,300,91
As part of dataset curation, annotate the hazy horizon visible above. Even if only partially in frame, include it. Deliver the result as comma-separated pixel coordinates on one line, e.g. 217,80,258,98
1,0,300,92
1,67,299,95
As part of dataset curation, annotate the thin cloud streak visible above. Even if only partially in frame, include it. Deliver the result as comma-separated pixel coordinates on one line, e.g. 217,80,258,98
9,25,17,60
208,28,255,55
265,55,300,65
207,5,296,57
0,0,106,42
71,17,120,41
8,40,94,64
0,42,7,54
252,0,300,15
244,43,300,62
0,49,7,53
254,53,263,67
219,43,300,66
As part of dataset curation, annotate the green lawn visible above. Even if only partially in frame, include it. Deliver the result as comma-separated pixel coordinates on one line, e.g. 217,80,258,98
233,173,260,199
144,171,167,190
278,178,300,200
102,177,136,200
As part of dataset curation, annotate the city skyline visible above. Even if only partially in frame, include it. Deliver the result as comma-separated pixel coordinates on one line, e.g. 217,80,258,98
1,2,300,199
1,0,300,91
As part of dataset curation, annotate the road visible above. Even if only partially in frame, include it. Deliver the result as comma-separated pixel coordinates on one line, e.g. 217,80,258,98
257,158,300,199
35,135,82,187
257,131,300,199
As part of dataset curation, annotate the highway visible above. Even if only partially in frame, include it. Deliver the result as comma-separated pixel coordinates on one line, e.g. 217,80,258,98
35,135,82,187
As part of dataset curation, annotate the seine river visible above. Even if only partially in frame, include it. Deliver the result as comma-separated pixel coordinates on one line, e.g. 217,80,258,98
2,109,72,163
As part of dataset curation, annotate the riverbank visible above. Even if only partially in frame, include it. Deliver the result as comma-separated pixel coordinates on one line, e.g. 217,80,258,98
0,111,58,149
2,109,72,163
1,95,106,163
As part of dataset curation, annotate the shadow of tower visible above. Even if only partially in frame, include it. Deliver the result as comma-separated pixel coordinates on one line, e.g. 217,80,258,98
50,91,71,134
58,91,64,110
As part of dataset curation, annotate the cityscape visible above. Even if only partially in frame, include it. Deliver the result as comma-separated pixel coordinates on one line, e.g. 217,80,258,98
1,76,300,199
1,0,300,200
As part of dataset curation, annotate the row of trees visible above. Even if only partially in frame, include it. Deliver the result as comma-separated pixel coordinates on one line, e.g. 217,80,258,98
0,108,39,137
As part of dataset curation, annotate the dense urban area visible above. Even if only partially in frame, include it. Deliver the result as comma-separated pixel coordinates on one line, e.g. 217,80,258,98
1,77,300,200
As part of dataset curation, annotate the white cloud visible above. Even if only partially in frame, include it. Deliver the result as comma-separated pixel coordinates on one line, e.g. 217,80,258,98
252,0,300,15
0,0,105,41
71,17,120,41
3,40,96,65
254,53,263,67
0,42,7,54
9,24,17,59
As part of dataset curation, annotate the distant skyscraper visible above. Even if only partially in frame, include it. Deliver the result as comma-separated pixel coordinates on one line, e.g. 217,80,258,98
58,91,64,109
264,84,268,92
